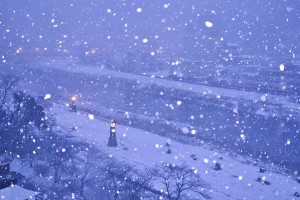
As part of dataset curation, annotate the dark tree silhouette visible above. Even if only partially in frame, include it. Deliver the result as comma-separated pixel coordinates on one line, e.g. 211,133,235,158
150,163,210,200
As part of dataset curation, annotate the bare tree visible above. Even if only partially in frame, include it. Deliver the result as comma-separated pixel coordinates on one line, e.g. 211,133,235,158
38,126,83,184
0,75,20,110
0,79,47,159
101,160,152,200
72,144,108,200
150,163,210,200
0,76,19,142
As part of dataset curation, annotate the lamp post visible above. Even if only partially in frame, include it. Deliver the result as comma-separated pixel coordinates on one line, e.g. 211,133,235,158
107,120,118,147
71,96,77,112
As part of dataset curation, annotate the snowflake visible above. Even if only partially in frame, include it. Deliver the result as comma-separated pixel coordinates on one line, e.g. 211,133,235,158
205,21,213,28
142,38,148,43
279,64,285,71
44,94,51,100
88,114,95,120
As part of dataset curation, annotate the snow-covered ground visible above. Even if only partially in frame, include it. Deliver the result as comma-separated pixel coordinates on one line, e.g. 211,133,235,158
4,56,299,198
51,104,299,200
31,57,300,113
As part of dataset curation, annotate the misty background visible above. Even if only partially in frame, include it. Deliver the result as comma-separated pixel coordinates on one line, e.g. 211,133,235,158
1,0,300,58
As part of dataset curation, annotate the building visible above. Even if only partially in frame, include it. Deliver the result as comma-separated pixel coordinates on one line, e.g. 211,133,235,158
0,163,45,200
0,185,43,200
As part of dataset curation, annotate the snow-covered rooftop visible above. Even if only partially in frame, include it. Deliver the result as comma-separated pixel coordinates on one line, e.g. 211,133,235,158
0,185,40,200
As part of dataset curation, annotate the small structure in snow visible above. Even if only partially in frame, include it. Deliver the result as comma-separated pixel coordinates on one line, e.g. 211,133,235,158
294,192,300,197
214,163,222,171
165,143,171,147
190,154,197,160
258,167,266,173
166,148,171,154
256,177,271,185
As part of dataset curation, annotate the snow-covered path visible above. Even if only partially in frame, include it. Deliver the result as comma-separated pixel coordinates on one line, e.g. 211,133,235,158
52,104,300,200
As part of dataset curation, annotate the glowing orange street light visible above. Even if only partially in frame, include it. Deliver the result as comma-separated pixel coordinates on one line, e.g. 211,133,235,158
70,96,77,112
71,96,77,102
110,122,116,129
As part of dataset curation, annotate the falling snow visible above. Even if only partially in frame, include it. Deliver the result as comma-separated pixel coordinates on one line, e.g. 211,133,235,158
205,21,213,28
0,1,299,199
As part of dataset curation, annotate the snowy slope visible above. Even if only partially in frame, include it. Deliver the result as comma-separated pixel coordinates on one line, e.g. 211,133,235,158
52,104,300,200
31,57,300,112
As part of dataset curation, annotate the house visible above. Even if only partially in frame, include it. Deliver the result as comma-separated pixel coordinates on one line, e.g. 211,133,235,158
0,184,42,200
0,163,45,200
